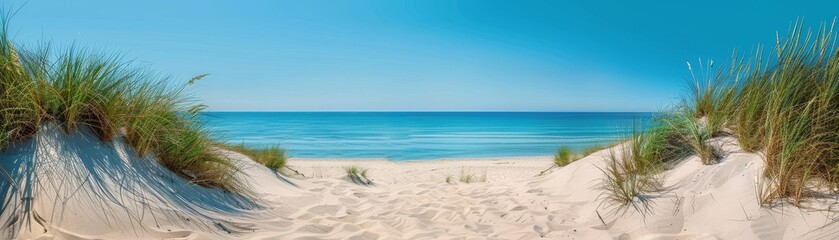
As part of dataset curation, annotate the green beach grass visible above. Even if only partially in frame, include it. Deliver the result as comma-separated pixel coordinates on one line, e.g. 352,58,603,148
220,143,288,170
345,165,372,185
458,167,487,184
553,146,574,167
600,120,690,205
0,16,284,192
600,20,839,207
684,20,839,205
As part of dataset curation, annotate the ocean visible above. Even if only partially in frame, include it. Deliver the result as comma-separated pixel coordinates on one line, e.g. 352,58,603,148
202,112,653,161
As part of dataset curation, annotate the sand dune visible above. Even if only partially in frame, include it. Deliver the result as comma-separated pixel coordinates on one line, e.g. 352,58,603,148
280,140,839,239
3,128,839,239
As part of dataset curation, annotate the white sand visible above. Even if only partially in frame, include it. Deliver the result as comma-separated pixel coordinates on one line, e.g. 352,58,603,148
3,127,839,239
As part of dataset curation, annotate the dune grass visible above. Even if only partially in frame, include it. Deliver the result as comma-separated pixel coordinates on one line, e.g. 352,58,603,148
600,19,839,207
683,58,741,136
601,146,651,206
540,145,580,176
459,174,475,183
220,143,287,170
458,167,487,184
676,20,839,205
667,110,723,165
601,20,839,206
540,144,613,176
599,118,691,206
0,16,242,191
345,165,371,185
554,146,574,167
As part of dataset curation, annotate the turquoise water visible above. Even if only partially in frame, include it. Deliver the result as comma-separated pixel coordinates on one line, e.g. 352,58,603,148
203,112,653,161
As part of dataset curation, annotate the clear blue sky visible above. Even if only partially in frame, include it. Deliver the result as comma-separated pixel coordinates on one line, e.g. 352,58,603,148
7,1,839,111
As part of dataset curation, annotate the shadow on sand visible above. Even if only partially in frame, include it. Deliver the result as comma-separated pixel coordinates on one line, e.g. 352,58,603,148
0,124,260,239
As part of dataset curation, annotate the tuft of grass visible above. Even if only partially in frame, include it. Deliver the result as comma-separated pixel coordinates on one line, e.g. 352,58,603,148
554,146,574,167
669,111,722,165
459,174,474,183
683,58,740,136
601,147,651,206
541,145,584,176
733,67,771,152
458,167,487,184
445,175,454,184
345,165,372,185
631,118,692,176
599,119,691,207
220,143,287,170
0,15,241,191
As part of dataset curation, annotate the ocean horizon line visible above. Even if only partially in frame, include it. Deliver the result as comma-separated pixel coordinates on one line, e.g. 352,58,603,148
202,111,653,160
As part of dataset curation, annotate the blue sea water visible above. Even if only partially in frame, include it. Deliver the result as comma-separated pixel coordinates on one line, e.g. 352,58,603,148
202,112,653,161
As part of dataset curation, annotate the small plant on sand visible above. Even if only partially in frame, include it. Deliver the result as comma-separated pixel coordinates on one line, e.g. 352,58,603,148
599,120,690,208
540,145,581,176
460,174,474,183
554,146,574,167
683,58,739,136
345,165,372,185
601,148,651,206
458,167,487,183
628,119,691,176
445,175,454,184
669,111,722,165
220,143,288,170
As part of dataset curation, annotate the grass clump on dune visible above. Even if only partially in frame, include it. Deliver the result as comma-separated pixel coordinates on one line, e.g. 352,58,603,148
459,173,476,183
345,165,371,185
679,20,839,205
554,146,574,167
540,145,582,176
540,144,612,176
602,19,839,207
458,167,487,183
600,119,691,206
666,110,723,165
683,58,740,136
602,147,651,207
445,175,454,184
0,17,241,191
220,143,288,170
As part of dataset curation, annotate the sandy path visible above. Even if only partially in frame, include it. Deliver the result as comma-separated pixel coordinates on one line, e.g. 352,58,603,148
253,156,561,239
249,140,839,239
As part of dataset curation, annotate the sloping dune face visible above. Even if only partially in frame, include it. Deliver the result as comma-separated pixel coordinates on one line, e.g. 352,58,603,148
245,141,839,239
0,124,285,239
531,139,839,239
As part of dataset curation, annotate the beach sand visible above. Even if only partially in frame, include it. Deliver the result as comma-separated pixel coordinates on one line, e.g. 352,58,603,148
3,127,839,239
